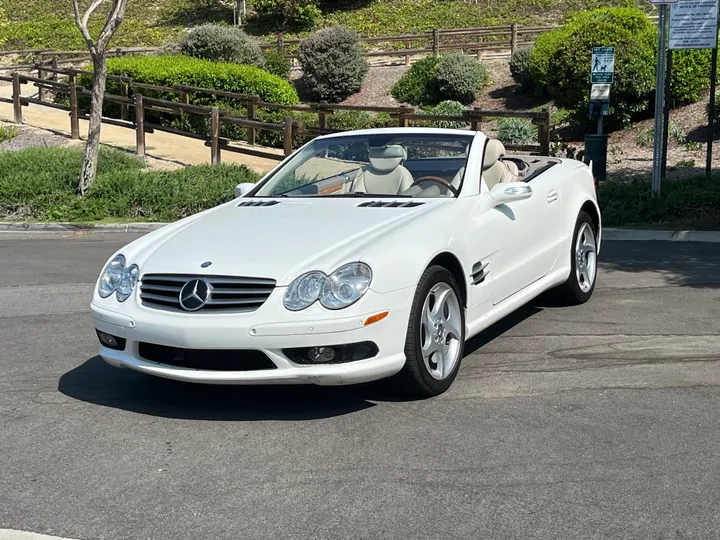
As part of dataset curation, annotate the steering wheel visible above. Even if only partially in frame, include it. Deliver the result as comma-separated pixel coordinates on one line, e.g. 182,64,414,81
410,176,458,196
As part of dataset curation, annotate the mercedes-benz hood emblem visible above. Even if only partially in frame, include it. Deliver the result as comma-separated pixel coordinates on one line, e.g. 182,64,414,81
178,278,211,311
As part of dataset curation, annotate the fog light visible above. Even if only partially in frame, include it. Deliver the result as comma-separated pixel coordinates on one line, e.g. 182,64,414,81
95,330,126,351
308,347,336,363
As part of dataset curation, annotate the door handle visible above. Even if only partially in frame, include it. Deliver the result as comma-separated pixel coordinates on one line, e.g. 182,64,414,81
547,190,558,203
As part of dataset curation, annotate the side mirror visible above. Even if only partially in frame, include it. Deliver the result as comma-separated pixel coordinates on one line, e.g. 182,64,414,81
235,182,256,198
490,182,532,206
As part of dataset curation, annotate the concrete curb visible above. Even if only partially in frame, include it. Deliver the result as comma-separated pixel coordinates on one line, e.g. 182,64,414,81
2,222,720,242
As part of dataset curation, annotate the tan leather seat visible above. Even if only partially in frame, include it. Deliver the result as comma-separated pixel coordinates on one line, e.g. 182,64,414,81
351,145,415,195
482,140,518,190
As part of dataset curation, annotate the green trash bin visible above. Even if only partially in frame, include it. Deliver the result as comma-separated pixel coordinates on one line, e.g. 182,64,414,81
584,134,608,182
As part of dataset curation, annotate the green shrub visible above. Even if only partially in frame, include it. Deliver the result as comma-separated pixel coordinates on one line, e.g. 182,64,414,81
391,55,442,106
178,24,265,68
530,7,657,128
509,47,533,92
426,100,467,129
670,49,712,106
496,117,537,146
263,49,292,79
298,25,369,103
0,124,20,143
635,120,687,148
254,0,322,29
434,52,487,104
0,146,259,222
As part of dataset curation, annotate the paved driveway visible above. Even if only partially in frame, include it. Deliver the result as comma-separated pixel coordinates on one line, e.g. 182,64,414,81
1,232,719,540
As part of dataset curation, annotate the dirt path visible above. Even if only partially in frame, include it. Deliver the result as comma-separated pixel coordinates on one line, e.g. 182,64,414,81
0,80,282,175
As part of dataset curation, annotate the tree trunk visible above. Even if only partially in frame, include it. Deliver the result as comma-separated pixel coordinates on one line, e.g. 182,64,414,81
78,53,108,195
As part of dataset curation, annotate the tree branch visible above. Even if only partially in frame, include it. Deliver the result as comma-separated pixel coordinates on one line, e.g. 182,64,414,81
82,0,107,30
98,0,128,50
71,0,97,55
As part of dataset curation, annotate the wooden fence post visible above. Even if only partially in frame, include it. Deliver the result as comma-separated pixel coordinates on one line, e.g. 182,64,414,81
135,93,145,157
12,72,22,124
69,74,80,139
405,40,411,65
318,100,329,131
210,107,221,164
120,80,129,121
538,108,551,155
398,105,412,127
246,94,259,145
433,29,441,56
284,115,294,156
37,62,45,103
469,107,483,132
510,23,518,53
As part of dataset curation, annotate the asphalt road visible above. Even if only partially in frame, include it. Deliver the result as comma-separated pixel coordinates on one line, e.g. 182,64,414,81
1,231,720,540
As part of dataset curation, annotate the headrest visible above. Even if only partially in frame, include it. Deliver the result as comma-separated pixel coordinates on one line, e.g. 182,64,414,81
368,145,407,173
483,139,506,170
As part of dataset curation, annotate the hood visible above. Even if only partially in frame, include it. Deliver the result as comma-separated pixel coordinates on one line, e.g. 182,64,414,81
133,197,451,285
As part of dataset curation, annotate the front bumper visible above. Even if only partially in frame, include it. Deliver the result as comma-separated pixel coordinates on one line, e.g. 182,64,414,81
91,287,413,386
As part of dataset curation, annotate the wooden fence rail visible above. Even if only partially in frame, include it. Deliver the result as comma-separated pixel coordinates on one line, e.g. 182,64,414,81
3,64,552,164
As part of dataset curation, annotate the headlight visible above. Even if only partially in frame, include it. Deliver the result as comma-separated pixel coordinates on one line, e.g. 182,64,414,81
98,254,140,302
283,263,372,311
98,255,126,298
320,263,372,310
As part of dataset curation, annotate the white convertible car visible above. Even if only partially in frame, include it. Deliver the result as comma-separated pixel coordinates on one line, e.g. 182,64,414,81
91,127,601,397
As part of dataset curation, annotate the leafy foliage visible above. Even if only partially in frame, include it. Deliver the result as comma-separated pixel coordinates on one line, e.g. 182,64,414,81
529,7,711,128
297,25,369,102
0,124,20,143
426,100,467,129
509,47,533,92
263,49,292,79
0,147,260,222
391,56,442,106
434,52,488,105
635,121,687,148
254,0,322,30
496,117,537,145
178,24,266,67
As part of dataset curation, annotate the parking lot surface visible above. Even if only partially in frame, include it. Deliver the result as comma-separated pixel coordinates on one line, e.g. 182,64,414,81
1,231,719,540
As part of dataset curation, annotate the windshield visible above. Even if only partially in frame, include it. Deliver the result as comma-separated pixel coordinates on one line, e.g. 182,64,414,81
253,133,473,198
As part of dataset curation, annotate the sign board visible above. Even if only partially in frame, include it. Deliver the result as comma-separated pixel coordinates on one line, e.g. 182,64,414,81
648,0,678,4
591,47,615,84
590,83,612,102
669,0,719,50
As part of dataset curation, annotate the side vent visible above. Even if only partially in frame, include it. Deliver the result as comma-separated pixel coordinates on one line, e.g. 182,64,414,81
357,201,425,208
237,200,280,207
471,261,489,285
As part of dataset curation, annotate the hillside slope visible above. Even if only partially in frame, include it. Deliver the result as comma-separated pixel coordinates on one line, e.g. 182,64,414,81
0,0,650,50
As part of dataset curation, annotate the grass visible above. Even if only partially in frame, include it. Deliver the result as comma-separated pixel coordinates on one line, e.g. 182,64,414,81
598,176,720,230
0,146,260,222
0,0,652,50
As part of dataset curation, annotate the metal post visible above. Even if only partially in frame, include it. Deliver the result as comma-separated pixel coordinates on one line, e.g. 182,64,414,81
135,94,145,157
652,4,668,195
708,35,719,176
210,107,221,164
12,72,22,124
69,74,80,139
662,49,673,180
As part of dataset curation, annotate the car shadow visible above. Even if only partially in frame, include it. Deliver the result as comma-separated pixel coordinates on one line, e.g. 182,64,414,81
57,356,406,421
463,302,543,356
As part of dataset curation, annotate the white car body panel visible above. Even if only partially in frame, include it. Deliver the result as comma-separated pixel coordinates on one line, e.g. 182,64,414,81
90,128,601,387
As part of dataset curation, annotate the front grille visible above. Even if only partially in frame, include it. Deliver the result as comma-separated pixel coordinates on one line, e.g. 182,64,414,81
138,343,277,371
140,274,276,313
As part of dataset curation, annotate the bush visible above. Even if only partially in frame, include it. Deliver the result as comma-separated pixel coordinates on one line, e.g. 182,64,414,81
263,49,292,79
426,100,467,129
635,120,687,148
509,47,533,92
0,147,260,222
496,118,537,146
298,25,370,103
434,52,487,104
178,24,265,68
530,7,657,128
529,7,711,128
254,0,322,29
391,55,442,106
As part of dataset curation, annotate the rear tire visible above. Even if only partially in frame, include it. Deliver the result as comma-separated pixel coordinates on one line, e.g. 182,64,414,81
393,265,465,398
548,210,598,306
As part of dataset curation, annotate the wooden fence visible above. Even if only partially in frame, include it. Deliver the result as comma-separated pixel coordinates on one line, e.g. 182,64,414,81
0,64,552,164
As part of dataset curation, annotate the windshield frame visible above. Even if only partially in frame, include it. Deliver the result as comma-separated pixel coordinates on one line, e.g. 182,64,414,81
246,130,476,200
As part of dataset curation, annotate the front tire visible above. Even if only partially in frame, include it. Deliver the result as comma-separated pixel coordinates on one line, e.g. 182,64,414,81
394,265,465,398
549,210,598,305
